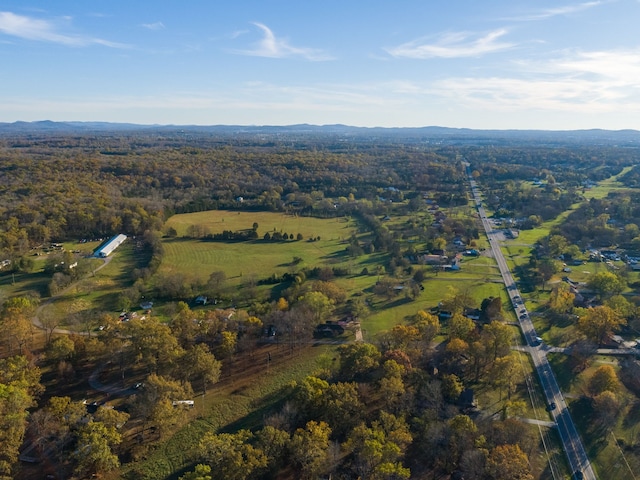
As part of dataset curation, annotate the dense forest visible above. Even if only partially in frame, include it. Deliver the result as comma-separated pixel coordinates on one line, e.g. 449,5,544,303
2,128,640,480
1,130,635,255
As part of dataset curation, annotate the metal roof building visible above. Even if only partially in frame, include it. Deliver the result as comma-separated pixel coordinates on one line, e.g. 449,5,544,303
94,234,127,258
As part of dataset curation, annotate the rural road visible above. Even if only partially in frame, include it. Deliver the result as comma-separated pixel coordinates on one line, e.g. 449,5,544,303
465,162,596,480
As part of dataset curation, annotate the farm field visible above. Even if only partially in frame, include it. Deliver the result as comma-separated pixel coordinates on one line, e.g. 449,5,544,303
162,211,359,285
162,210,513,337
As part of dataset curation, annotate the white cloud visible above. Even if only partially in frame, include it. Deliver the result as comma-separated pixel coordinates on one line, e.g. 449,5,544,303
0,11,127,48
386,29,514,59
427,48,640,113
553,49,640,80
141,21,165,31
232,22,333,61
506,1,605,21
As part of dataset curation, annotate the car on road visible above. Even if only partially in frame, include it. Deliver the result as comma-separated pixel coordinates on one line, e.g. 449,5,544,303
519,308,526,314
546,402,557,411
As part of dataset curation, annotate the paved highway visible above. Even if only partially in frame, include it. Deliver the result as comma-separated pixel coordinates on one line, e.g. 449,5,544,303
465,163,596,480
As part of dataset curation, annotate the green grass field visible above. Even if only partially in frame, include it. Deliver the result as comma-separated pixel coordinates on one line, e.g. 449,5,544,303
162,211,359,285
582,165,635,200
166,210,354,240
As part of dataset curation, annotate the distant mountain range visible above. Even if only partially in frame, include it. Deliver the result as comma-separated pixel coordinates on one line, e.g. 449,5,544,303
2,120,640,146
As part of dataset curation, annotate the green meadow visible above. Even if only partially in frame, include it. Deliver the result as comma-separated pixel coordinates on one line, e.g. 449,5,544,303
162,211,359,285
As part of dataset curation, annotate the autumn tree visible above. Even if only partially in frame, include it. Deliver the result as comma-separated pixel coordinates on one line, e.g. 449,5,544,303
444,337,470,372
289,420,332,480
0,296,36,354
440,286,474,315
577,305,625,345
292,376,363,436
379,360,407,413
276,297,289,311
379,324,421,352
311,280,347,304
591,391,621,433
0,383,32,478
411,309,440,344
125,317,184,374
482,321,512,362
446,414,479,471
182,343,222,394
343,412,412,479
536,258,560,290
130,373,193,441
29,396,88,465
170,302,199,347
0,356,44,479
198,430,268,480
254,426,290,474
299,291,334,323
491,354,523,400
605,294,638,320
73,420,123,478
46,335,75,364
485,444,533,480
587,271,625,299
448,313,475,342
218,330,237,359
588,365,619,396
338,342,381,380
549,282,575,315
180,464,212,480
441,373,464,403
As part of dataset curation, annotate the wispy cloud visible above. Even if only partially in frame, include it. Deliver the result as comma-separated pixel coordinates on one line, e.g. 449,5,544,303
232,22,332,61
506,1,605,21
386,29,514,59
428,48,640,112
0,11,128,47
141,21,165,31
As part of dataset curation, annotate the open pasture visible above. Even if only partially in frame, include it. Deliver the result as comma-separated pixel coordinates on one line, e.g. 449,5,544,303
161,211,359,285
166,209,351,240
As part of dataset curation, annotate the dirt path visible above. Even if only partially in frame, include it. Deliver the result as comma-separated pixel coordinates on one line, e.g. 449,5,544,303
88,359,136,397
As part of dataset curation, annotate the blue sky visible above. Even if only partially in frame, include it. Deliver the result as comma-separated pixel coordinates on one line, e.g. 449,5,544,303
1,1,640,129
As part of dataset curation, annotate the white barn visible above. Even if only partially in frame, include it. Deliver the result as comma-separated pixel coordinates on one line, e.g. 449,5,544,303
95,234,127,258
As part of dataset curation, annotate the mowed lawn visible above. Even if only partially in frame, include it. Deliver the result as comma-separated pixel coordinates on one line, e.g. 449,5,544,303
162,211,360,286
166,210,352,240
